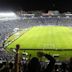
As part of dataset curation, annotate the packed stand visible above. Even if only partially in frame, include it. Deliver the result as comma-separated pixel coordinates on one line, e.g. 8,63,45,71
0,16,72,46
0,50,72,72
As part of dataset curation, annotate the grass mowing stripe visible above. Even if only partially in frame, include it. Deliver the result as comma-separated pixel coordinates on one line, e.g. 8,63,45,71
7,26,72,49
6,26,72,60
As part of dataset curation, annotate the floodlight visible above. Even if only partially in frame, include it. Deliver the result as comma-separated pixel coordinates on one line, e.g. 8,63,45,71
0,12,17,17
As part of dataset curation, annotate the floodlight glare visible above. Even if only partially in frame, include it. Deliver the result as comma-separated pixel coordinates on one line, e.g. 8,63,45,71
0,12,17,17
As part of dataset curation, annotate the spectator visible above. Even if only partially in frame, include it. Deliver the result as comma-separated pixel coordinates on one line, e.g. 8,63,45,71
60,62,67,72
68,57,72,72
27,52,55,72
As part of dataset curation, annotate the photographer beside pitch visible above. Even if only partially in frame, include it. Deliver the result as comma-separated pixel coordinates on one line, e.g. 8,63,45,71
26,52,56,72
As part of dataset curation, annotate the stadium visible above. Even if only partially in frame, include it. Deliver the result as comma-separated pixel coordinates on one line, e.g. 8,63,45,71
1,13,71,60
5,25,72,60
0,0,72,71
1,11,72,72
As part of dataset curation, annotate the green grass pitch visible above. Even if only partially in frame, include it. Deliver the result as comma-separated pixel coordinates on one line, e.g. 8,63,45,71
5,26,72,60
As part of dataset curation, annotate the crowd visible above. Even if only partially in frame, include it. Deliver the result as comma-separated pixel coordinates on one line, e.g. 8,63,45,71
0,16,72,72
0,16,72,44
0,51,72,72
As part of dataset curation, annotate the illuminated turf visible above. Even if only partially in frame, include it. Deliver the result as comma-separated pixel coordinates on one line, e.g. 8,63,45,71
6,26,72,49
6,26,72,60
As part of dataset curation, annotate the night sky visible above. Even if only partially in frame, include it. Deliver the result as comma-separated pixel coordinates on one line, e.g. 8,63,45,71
0,0,71,13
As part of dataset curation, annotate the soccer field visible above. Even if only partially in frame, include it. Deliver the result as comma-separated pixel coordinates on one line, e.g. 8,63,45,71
5,26,72,60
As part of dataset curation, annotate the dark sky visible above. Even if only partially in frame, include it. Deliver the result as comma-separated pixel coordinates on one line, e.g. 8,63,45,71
0,0,71,13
